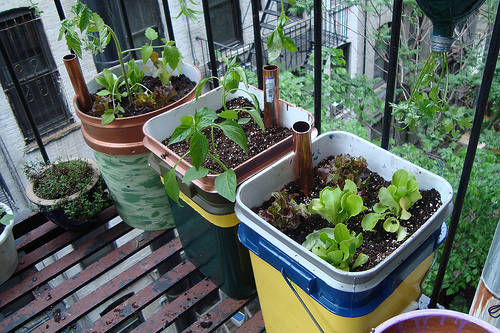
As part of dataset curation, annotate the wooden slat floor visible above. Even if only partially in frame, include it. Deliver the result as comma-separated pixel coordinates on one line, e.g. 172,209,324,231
0,206,265,333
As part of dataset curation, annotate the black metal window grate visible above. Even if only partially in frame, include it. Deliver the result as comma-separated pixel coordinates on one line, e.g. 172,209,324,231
0,7,73,144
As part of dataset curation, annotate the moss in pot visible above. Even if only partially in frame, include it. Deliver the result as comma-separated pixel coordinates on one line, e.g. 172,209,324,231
24,158,114,231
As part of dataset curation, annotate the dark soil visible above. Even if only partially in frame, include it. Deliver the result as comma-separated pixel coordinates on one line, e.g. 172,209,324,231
87,75,196,118
164,97,293,173
253,155,443,272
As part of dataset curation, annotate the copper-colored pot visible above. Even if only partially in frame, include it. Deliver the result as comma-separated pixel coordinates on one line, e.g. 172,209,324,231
73,60,201,155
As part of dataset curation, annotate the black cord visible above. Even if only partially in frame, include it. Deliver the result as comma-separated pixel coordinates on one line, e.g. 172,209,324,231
488,304,500,318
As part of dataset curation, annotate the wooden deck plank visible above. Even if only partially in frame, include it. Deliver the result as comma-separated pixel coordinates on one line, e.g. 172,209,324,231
131,279,220,333
235,311,266,333
30,237,183,332
0,228,166,332
0,222,132,311
183,296,257,332
0,206,266,332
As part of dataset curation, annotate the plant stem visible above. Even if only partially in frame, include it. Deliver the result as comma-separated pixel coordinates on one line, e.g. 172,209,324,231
106,24,133,105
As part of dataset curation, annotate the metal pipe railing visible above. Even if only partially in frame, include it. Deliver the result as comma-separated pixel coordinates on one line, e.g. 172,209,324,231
313,0,322,133
201,0,219,86
380,0,403,150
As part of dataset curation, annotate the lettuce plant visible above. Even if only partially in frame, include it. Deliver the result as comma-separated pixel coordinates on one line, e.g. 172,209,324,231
302,224,368,271
317,154,370,190
308,179,366,225
361,169,422,241
258,191,310,231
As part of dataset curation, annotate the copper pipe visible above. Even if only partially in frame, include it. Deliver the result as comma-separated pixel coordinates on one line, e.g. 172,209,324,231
63,54,93,112
292,120,312,196
263,65,279,127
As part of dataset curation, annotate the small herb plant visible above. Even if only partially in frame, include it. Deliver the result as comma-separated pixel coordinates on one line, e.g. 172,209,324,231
302,224,368,271
163,57,265,203
23,158,114,222
258,191,310,231
59,1,183,125
308,179,366,226
361,169,422,241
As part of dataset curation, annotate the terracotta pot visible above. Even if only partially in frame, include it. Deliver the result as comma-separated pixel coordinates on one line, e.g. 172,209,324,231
73,60,201,155
0,202,17,285
26,158,102,231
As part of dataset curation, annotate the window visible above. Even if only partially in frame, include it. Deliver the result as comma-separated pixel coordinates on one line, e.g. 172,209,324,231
373,22,391,82
209,0,242,46
85,0,165,71
0,8,73,143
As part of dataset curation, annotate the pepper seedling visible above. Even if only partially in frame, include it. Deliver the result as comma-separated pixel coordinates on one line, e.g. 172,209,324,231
163,57,265,203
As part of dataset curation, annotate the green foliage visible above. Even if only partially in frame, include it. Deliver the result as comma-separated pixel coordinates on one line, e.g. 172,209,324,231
23,158,114,222
308,179,366,225
59,2,183,125
174,0,203,23
267,0,298,63
361,169,421,241
0,208,14,227
302,224,368,271
390,143,499,312
258,191,310,231
164,57,265,203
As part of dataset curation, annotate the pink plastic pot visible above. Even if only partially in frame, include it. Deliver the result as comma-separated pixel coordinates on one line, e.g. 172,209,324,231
373,309,500,333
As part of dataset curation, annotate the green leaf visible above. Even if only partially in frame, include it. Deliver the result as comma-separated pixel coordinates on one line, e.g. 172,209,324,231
217,120,248,153
282,36,298,52
190,130,209,169
352,253,369,269
383,216,400,233
219,109,239,120
215,169,237,202
164,168,180,205
196,77,211,99
267,30,282,63
142,44,154,63
145,27,158,41
361,212,385,230
96,90,111,96
396,226,408,241
101,109,115,126
183,166,210,183
326,250,343,265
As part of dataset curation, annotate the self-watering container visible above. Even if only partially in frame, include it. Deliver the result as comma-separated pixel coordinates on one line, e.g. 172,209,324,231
235,131,454,332
143,83,315,299
148,153,255,299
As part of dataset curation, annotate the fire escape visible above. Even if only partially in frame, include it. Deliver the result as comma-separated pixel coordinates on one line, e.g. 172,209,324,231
197,0,349,77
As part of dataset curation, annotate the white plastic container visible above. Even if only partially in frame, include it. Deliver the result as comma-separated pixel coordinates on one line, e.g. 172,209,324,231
0,202,17,285
234,131,454,331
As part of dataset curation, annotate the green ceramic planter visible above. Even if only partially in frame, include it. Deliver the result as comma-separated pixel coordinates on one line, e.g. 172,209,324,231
94,151,175,230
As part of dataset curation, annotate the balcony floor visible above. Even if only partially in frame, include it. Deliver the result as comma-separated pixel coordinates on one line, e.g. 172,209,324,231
0,206,265,332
